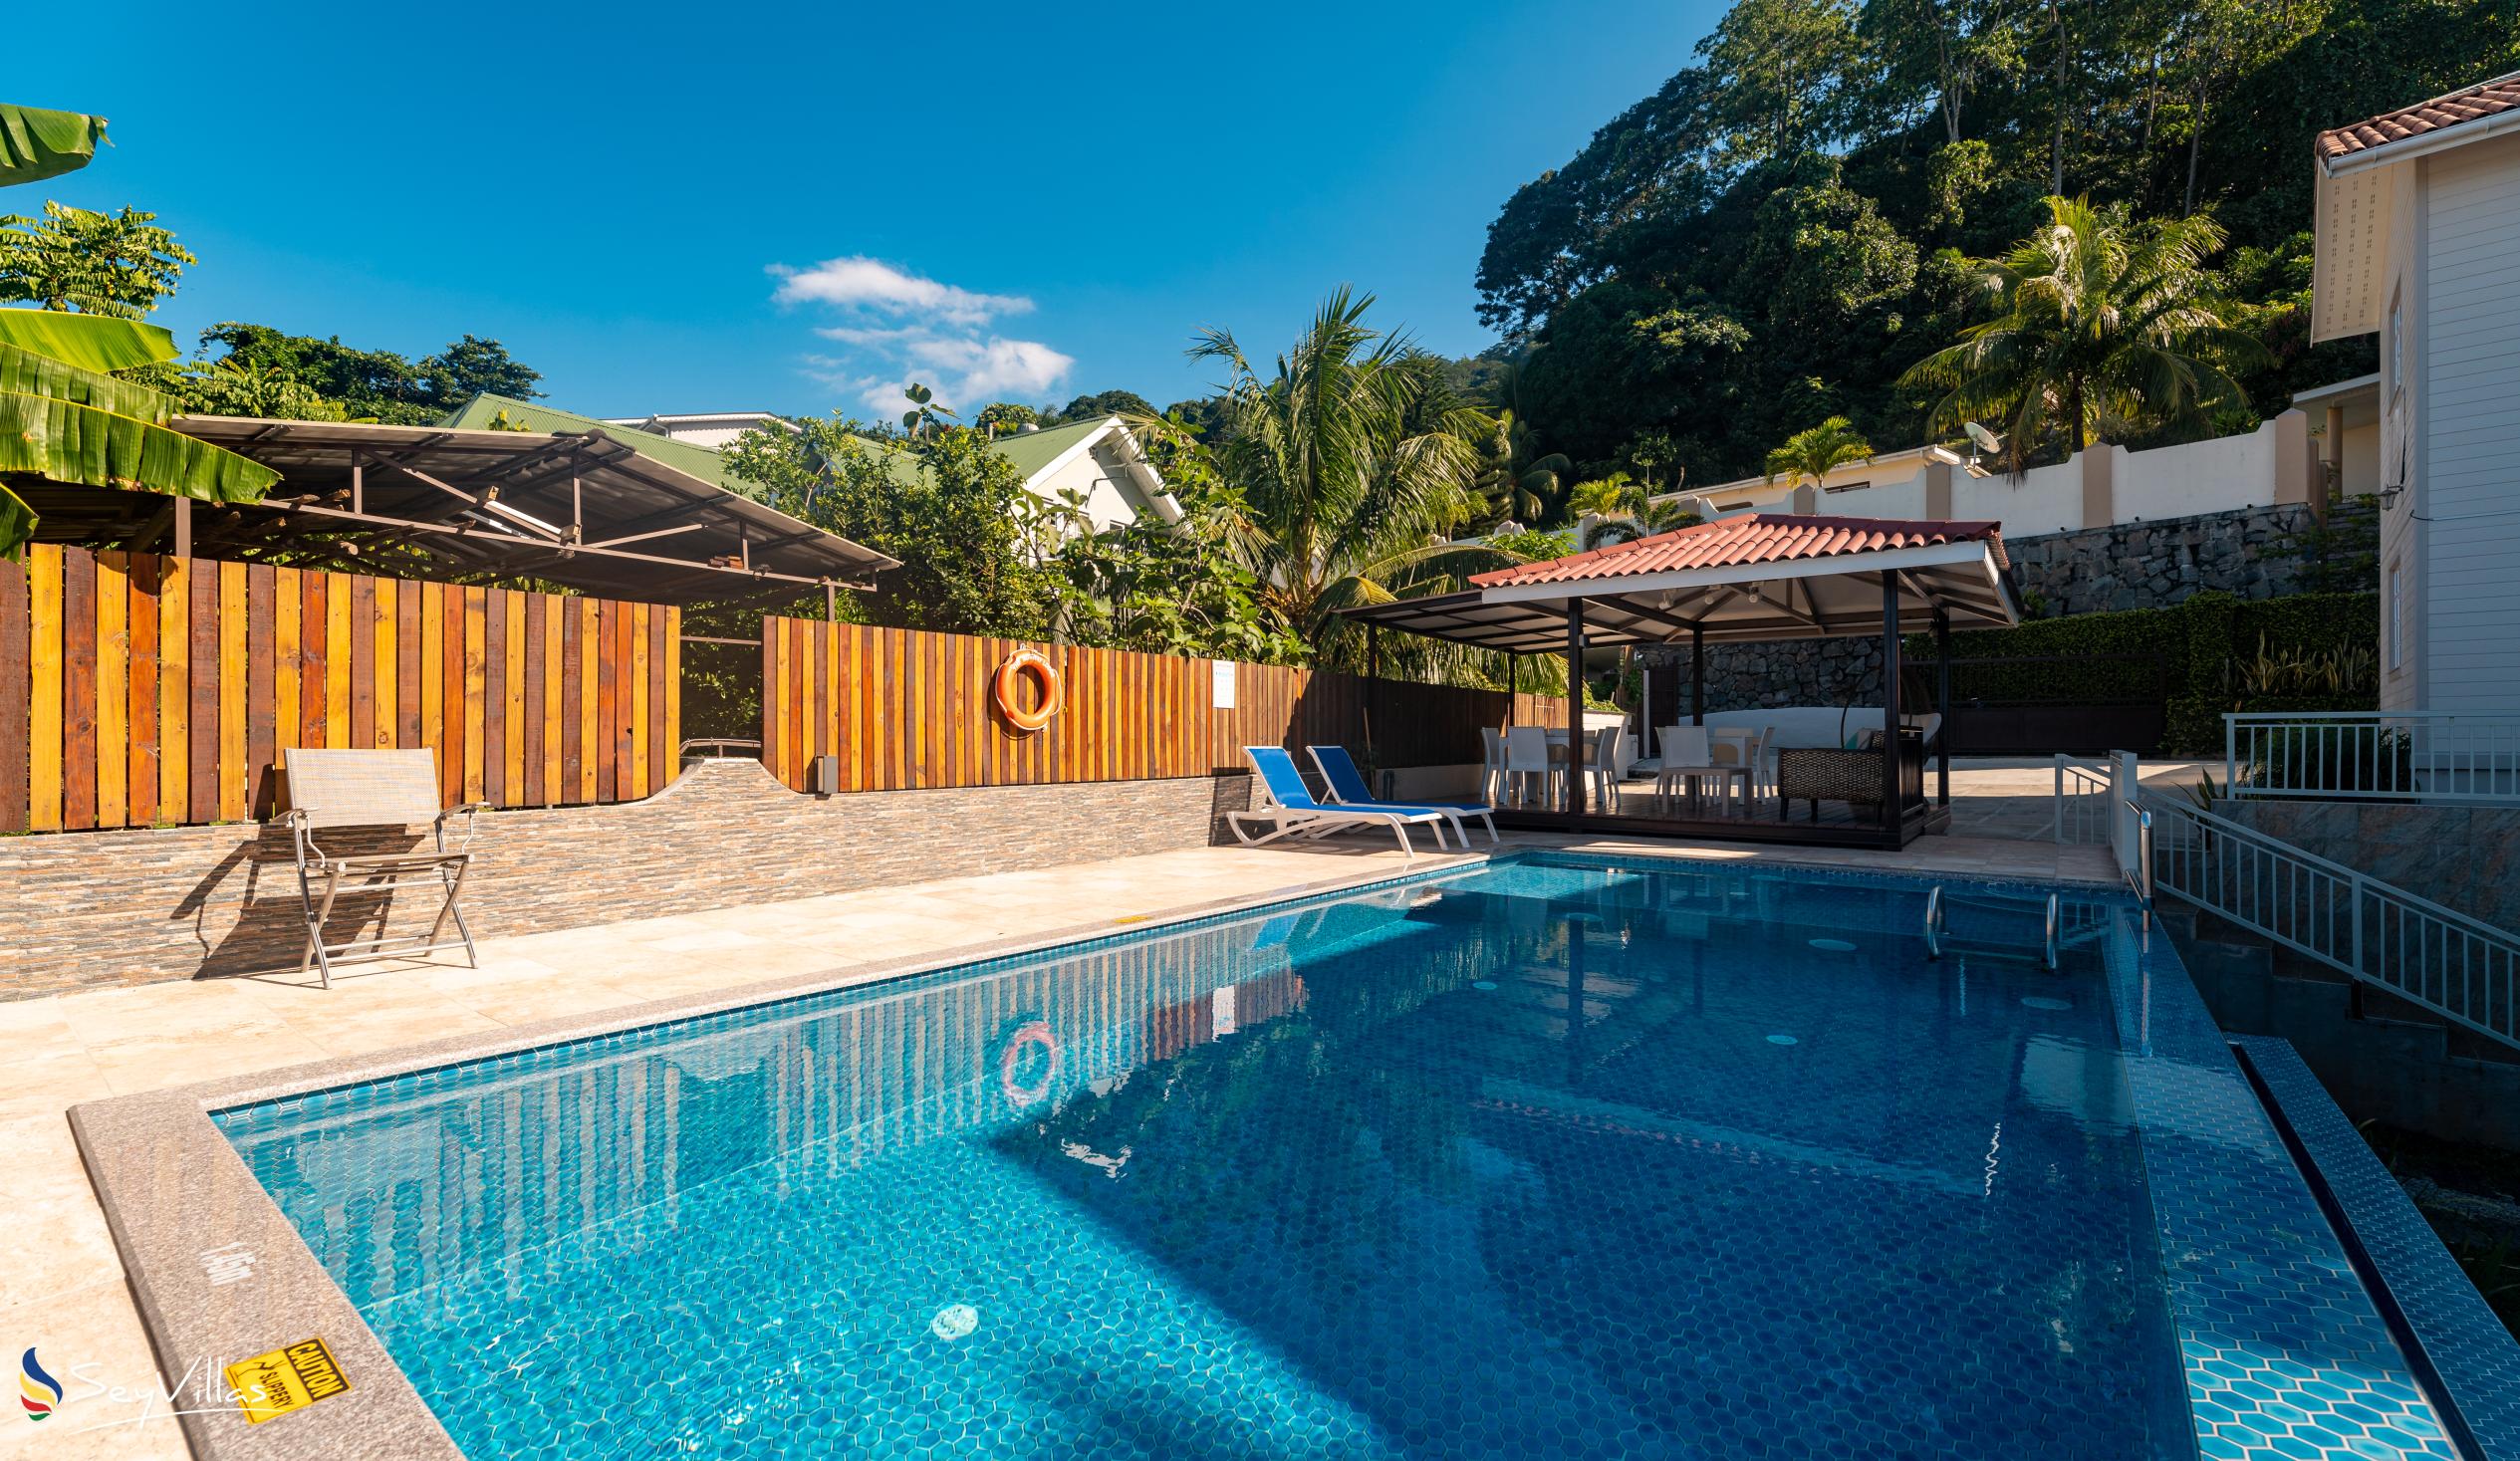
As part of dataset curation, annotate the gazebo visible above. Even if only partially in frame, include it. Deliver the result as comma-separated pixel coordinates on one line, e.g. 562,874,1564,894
1339,515,2024,849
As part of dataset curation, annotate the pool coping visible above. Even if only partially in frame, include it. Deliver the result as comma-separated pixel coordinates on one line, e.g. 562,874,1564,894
2234,1035,2520,1460
72,848,1500,1461
65,842,2482,1461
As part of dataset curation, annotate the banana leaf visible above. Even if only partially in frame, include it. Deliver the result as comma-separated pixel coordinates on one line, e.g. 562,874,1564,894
0,481,31,562
0,104,108,187
0,339,171,422
0,308,179,372
0,389,280,502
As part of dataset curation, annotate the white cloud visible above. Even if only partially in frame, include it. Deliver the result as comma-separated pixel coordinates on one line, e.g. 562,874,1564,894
769,256,1032,326
770,255,1070,413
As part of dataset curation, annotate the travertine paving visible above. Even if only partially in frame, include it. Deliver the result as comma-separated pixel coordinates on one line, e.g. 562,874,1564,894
0,830,2111,1459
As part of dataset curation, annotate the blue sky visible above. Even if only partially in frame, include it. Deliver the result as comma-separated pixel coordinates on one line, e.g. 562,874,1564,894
31,1,1722,421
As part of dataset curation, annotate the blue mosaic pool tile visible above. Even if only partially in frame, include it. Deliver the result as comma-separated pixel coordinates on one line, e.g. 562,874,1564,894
2100,915,2460,1461
209,852,2502,1461
2234,1034,2520,1459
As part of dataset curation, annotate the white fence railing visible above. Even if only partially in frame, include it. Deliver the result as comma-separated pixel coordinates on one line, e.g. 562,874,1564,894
2053,755,2113,844
2225,711,2520,805
2146,794,2520,1056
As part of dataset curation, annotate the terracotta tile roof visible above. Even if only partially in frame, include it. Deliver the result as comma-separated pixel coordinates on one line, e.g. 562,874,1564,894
1469,514,2005,589
2317,72,2520,163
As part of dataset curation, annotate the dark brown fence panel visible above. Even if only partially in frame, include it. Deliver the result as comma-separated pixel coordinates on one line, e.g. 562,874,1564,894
2,547,678,830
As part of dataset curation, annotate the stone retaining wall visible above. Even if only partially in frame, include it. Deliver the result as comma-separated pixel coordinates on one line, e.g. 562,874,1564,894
1643,503,2340,717
2223,799,2520,931
0,759,1256,999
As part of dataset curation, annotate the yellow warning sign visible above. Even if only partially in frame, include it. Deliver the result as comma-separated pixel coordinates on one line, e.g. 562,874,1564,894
226,1337,351,1425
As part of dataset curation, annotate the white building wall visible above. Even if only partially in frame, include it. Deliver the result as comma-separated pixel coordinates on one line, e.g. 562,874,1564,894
1028,444,1141,530
2378,162,2424,712
1949,458,2083,534
2117,418,2282,522
1813,473,1927,520
2417,130,2520,716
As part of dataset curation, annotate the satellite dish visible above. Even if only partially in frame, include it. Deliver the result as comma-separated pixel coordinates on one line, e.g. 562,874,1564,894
1963,420,2003,455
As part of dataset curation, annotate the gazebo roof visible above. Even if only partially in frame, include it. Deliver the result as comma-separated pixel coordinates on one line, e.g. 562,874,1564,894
1342,514,2021,652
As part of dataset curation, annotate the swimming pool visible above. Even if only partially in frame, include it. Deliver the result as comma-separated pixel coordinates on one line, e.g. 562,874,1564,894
213,853,2462,1460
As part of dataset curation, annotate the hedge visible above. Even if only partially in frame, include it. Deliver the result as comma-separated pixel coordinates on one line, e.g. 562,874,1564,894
1905,590,2378,756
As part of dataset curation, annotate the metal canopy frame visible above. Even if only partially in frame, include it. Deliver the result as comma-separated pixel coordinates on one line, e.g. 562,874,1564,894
18,416,898,608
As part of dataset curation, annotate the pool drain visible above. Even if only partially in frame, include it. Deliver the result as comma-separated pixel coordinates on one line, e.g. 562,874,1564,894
930,1305,979,1340
1471,980,1499,991
1808,938,1857,953
1766,1034,1800,1046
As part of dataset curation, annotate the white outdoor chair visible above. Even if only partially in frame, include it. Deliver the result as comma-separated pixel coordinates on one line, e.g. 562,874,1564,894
1711,727,1772,817
1478,726,1507,806
1587,724,1626,812
281,747,488,987
1654,725,1750,816
1504,725,1557,809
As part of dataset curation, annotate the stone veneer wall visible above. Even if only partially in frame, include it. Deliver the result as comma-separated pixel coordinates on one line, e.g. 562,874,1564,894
0,759,1257,1000
2222,799,2520,931
1643,503,2331,716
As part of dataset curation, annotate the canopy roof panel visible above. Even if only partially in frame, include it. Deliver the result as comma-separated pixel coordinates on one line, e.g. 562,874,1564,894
23,415,896,606
1344,514,2020,651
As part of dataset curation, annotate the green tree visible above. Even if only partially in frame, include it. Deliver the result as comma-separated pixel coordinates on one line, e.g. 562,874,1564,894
722,413,1063,637
1763,414,1875,487
1699,0,1872,163
973,400,1044,436
414,334,541,407
1054,388,1155,423
0,202,192,316
1053,418,1303,662
1190,289,1515,661
1899,196,2265,455
0,102,276,559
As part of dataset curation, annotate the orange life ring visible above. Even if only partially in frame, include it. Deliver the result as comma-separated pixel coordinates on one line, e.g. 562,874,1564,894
999,1019,1062,1110
993,649,1061,733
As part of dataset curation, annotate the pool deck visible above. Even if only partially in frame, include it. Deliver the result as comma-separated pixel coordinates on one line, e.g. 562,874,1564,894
3,830,2115,1459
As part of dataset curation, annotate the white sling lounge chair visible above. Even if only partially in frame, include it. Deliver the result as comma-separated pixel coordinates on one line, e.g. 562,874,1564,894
1228,746,1450,859
282,747,489,987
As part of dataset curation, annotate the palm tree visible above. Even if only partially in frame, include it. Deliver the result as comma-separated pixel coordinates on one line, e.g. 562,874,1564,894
1583,499,1702,551
1190,288,1521,656
1762,416,1874,491
1898,195,2267,458
1565,471,1638,521
1470,407,1569,529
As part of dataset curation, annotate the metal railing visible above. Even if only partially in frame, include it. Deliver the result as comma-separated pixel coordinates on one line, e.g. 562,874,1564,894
2145,793,2520,1056
2123,799,2153,925
2225,711,2520,805
2053,754,2114,843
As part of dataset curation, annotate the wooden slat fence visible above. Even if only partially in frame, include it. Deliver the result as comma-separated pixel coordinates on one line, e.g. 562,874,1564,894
0,547,679,832
759,615,1564,794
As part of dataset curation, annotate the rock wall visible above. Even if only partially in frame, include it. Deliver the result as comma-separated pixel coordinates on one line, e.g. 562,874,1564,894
0,759,1256,999
1642,503,2345,717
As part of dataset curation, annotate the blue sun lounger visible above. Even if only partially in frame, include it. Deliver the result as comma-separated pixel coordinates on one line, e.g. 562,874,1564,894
1228,746,1452,858
1306,744,1499,847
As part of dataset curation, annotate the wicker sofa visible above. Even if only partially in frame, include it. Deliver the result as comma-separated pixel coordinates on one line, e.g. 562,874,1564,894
1776,729,1927,822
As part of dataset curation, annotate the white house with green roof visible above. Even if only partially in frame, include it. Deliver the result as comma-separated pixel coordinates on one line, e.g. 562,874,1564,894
445,395,1179,532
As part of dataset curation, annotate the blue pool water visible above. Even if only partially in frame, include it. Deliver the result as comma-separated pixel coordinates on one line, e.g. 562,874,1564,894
216,855,2453,1460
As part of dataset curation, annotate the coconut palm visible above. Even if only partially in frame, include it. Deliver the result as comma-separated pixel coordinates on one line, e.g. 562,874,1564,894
1583,499,1703,551
1899,195,2267,457
1470,407,1569,529
1762,416,1874,490
1190,289,1522,656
